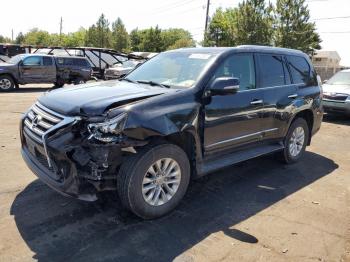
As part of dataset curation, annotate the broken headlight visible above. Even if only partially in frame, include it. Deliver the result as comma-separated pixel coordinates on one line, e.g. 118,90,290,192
88,113,127,143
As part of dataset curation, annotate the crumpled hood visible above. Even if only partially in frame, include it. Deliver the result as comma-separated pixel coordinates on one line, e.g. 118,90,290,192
323,84,350,95
38,80,175,116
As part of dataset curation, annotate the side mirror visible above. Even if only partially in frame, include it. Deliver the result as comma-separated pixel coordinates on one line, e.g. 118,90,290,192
323,79,328,84
209,77,240,96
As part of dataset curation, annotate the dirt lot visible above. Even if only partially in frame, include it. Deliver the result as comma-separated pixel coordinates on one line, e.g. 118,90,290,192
0,85,349,262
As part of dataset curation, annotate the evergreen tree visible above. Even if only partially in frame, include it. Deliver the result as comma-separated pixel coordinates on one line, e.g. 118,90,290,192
274,0,321,54
111,18,130,52
204,8,237,47
235,0,273,45
15,32,25,44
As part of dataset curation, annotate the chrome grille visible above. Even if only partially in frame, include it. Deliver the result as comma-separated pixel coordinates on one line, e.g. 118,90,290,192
323,93,348,102
23,102,64,143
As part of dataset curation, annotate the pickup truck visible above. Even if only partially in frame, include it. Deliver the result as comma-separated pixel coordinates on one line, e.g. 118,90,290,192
0,54,92,91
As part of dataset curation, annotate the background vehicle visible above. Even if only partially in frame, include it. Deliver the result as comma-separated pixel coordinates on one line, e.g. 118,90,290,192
322,69,350,115
104,59,143,80
0,54,92,91
20,46,323,219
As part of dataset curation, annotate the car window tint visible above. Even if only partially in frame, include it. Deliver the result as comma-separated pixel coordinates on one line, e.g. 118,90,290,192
287,55,312,85
259,54,285,88
57,58,64,65
64,58,74,65
214,54,256,91
23,56,42,66
43,57,53,66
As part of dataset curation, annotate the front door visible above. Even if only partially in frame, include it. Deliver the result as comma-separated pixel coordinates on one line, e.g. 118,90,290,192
204,53,264,154
19,56,45,83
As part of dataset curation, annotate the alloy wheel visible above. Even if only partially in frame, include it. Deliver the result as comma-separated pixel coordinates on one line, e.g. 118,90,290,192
289,126,305,157
142,158,181,206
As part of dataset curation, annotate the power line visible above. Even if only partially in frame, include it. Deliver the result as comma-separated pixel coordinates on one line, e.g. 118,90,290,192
312,15,350,21
320,31,350,33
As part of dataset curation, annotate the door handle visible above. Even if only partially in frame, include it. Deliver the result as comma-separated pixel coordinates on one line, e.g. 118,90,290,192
288,94,298,99
250,99,263,105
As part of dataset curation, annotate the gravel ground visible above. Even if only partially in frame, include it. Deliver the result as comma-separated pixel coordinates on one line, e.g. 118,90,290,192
0,84,349,262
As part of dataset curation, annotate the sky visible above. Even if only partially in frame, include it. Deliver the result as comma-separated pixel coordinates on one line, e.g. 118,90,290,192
1,0,350,65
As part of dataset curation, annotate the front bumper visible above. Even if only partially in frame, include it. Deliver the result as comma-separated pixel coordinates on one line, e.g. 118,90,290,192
322,99,350,114
20,117,123,201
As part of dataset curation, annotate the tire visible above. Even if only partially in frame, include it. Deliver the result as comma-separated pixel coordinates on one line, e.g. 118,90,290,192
117,143,190,219
280,118,309,164
54,81,65,88
0,75,15,91
74,78,86,85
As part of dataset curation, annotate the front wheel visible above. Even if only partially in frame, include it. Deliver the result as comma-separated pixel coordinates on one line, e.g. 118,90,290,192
117,143,190,219
280,118,309,164
0,75,15,91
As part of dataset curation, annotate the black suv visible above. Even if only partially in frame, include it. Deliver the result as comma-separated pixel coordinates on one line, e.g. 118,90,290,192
0,54,91,91
20,46,323,219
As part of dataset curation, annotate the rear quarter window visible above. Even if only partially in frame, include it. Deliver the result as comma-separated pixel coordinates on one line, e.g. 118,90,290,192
286,55,316,86
73,59,90,67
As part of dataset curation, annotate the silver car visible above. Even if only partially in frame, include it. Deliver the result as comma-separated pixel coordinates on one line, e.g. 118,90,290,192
322,69,350,115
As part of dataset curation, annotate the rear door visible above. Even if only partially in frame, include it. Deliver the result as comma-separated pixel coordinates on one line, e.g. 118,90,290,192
257,53,297,140
42,56,56,82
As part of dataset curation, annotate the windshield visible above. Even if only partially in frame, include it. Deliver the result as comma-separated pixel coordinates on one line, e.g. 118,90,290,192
327,71,350,85
127,51,216,88
7,55,24,64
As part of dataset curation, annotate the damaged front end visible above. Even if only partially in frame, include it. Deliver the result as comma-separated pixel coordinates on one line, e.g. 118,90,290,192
20,102,144,201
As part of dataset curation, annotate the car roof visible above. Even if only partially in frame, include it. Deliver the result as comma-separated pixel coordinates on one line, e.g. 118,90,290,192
19,53,87,59
170,45,305,56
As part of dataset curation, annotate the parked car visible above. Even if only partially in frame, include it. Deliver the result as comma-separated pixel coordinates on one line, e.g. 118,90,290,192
322,69,350,115
104,59,143,80
20,46,323,219
0,54,92,91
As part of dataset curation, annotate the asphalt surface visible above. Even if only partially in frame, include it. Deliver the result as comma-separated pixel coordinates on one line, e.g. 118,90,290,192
0,84,349,262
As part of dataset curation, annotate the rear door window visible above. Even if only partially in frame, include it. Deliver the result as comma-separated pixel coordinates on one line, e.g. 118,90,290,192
286,55,314,86
43,57,53,66
258,54,286,88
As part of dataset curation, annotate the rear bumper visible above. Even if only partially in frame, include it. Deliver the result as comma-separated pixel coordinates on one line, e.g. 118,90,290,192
322,100,350,114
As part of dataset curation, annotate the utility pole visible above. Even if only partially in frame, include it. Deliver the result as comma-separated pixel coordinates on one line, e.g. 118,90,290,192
204,0,210,34
59,17,63,44
11,29,14,43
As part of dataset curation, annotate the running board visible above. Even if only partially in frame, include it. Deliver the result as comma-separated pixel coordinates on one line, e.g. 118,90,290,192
198,143,284,176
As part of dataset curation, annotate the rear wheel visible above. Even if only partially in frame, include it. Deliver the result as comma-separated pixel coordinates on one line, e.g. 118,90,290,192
117,143,190,219
74,78,86,85
280,118,309,164
0,75,15,91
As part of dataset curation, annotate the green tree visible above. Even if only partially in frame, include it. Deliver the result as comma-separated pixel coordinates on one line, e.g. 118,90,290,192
64,28,86,47
85,14,112,48
111,18,130,52
0,35,12,43
204,8,237,47
24,28,51,45
161,28,195,50
235,0,273,45
15,32,25,44
130,28,142,51
274,0,321,54
141,26,163,52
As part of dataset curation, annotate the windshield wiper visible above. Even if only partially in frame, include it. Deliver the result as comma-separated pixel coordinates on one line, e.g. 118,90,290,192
120,77,138,84
137,80,170,88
